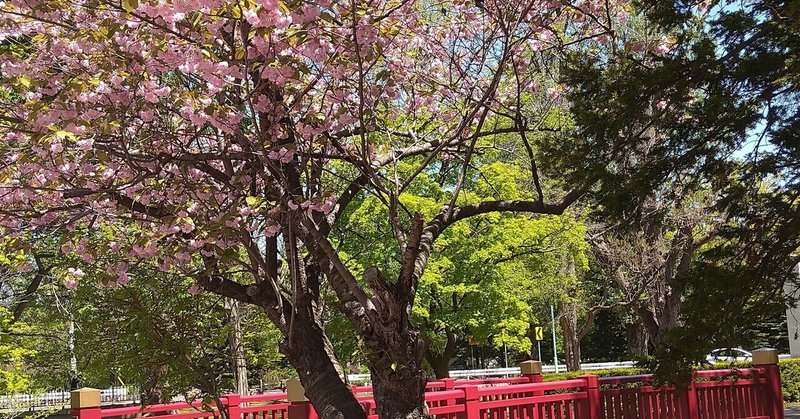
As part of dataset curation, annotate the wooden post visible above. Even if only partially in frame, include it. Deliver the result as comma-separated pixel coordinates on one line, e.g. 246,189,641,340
521,360,544,398
686,373,700,419
439,378,456,408
753,348,785,419
70,388,102,419
287,379,319,419
458,385,481,419
580,375,601,419
360,400,375,417
520,360,543,384
223,393,241,419
442,378,455,390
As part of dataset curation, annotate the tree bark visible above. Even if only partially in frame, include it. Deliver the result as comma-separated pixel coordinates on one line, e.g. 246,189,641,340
424,329,457,379
626,321,649,356
198,258,365,419
224,298,249,395
652,291,682,347
282,323,367,419
366,327,430,419
558,301,581,371
428,356,450,379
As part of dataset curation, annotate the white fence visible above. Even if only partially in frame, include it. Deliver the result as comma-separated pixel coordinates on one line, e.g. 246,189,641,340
345,356,793,383
0,387,137,410
346,360,637,383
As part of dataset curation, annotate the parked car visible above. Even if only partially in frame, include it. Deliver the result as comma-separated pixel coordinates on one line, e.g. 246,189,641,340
706,348,753,363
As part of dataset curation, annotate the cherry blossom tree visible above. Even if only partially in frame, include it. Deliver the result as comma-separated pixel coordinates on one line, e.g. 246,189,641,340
0,0,661,417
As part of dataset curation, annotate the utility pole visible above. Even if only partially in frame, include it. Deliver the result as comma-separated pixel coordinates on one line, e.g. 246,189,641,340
550,304,559,373
68,316,78,389
503,342,508,368
470,345,474,370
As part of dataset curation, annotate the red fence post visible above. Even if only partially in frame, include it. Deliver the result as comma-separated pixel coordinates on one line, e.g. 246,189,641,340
70,388,102,419
521,360,544,398
458,385,481,419
442,378,455,390
520,360,543,384
580,375,601,419
287,379,319,419
753,348,785,419
686,372,700,419
223,393,241,419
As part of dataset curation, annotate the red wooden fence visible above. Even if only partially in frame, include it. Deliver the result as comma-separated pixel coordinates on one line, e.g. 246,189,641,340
71,351,786,419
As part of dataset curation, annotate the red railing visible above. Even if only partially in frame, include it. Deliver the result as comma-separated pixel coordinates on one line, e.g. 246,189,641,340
71,358,785,419
77,393,290,419
595,367,779,419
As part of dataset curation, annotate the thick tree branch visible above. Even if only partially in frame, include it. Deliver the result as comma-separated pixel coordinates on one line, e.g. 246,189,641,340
12,254,50,323
297,217,377,323
196,274,290,334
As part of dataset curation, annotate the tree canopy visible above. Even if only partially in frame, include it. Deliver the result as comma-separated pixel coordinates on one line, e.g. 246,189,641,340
1,0,798,417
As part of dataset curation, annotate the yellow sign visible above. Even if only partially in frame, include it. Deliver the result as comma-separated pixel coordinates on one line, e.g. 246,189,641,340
534,327,544,341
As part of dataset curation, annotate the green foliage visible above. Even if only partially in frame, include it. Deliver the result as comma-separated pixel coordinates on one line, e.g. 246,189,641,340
70,268,288,399
0,233,288,397
0,308,34,393
779,359,800,403
580,310,630,362
336,158,590,368
552,0,800,380
542,367,648,382
74,271,232,399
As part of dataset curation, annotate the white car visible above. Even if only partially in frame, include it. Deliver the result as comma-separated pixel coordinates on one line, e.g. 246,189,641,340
706,348,753,363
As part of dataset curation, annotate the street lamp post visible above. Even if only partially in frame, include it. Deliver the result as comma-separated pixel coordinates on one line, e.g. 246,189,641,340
550,304,559,374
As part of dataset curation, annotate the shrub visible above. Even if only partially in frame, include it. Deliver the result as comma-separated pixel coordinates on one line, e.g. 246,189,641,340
780,359,800,403
542,368,648,382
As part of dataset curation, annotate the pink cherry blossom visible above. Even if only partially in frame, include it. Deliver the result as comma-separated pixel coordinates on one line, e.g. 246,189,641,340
0,0,632,399
546,87,562,100
654,40,671,56
117,272,130,285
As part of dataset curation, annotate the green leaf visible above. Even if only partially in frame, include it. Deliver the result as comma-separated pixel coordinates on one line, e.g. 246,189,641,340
54,130,76,140
121,0,138,13
245,196,263,207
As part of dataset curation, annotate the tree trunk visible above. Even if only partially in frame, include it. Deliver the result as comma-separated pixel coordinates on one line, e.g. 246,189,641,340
426,352,451,379
652,290,682,348
366,327,430,419
141,365,169,409
281,323,366,419
198,241,364,418
424,329,457,378
558,301,581,371
371,367,429,419
225,298,249,395
626,322,649,356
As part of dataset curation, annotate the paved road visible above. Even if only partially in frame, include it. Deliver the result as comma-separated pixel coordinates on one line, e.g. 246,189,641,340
787,405,800,418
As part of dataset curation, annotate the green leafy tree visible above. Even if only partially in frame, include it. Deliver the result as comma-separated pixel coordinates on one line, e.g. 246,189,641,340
0,308,36,394
0,235,289,400
556,0,800,378
337,160,588,377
